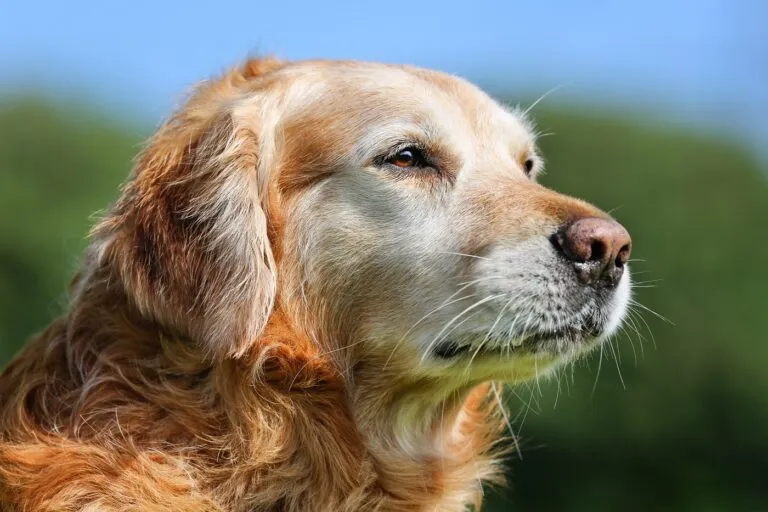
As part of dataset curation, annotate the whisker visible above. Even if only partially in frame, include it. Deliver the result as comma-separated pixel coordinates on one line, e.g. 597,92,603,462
442,312,485,367
492,382,522,460
465,323,497,374
613,331,623,361
507,386,539,417
627,307,657,350
622,326,639,366
522,82,572,116
632,279,664,285
553,367,563,410
513,383,540,433
628,299,674,325
384,276,508,367
434,251,492,261
621,314,646,359
384,293,477,368
533,358,543,398
476,290,526,352
590,343,605,398
421,294,506,362
606,340,626,390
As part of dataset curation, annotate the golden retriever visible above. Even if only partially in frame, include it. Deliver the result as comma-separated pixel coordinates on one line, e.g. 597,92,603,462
0,57,632,511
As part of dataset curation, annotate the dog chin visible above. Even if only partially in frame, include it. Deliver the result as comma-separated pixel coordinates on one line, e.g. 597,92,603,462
426,330,596,384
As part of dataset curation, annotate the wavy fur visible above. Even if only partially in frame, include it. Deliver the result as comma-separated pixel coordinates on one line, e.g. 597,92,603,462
0,57,628,511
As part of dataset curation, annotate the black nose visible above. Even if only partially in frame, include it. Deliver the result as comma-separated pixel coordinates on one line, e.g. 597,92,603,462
552,217,632,287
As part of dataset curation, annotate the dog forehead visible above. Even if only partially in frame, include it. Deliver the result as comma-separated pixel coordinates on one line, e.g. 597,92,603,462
283,61,528,129
268,61,534,156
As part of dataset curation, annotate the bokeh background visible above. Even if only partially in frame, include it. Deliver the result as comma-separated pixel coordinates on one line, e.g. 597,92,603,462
1,1,767,510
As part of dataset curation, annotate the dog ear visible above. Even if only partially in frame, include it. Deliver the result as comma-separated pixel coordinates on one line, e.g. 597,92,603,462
92,59,282,359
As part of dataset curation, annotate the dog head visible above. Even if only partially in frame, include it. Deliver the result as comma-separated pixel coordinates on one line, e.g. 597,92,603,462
93,58,631,386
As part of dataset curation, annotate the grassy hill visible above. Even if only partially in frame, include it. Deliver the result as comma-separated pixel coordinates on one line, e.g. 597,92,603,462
0,98,766,511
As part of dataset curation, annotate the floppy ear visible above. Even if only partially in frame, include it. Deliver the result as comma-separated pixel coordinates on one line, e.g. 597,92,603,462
92,60,281,359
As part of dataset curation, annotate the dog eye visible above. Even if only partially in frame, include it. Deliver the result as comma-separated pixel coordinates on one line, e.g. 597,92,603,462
386,147,429,169
524,158,535,175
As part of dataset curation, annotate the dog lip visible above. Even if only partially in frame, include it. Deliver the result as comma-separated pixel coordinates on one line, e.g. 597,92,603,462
433,341,472,359
433,321,603,359
520,325,587,344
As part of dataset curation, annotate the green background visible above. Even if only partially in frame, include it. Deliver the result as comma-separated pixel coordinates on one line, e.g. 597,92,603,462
0,97,766,511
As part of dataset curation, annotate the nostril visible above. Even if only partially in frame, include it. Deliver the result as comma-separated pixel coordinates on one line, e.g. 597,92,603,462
589,241,605,263
616,243,631,267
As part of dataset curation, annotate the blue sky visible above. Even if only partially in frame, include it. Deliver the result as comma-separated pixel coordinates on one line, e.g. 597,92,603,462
1,0,766,162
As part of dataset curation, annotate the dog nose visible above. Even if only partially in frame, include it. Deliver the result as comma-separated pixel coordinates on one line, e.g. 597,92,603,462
553,217,632,287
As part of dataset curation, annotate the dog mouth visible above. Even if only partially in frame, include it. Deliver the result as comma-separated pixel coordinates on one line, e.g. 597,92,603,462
425,261,631,362
432,322,601,360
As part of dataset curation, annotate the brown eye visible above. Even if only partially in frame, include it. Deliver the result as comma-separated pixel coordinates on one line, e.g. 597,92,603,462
524,158,535,175
387,147,427,168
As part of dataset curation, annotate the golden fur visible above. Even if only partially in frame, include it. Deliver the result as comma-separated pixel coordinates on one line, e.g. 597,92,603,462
0,57,631,511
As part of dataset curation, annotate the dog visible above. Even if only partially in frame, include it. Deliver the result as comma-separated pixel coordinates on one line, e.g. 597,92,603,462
0,57,632,511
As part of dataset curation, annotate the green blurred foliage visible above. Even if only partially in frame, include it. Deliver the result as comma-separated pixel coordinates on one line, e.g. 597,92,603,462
0,100,142,362
0,98,766,511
